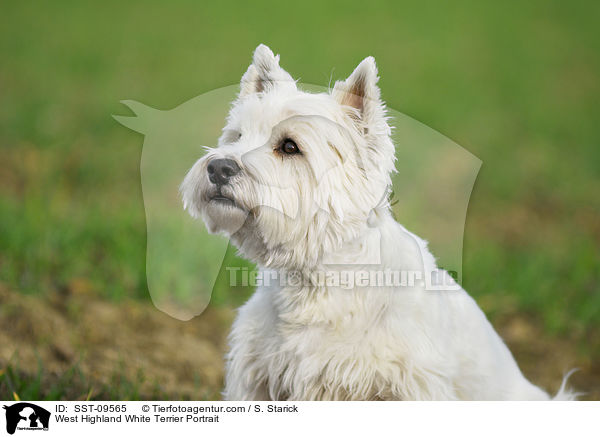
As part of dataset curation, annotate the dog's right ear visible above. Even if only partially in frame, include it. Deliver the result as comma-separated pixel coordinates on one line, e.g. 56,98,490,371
239,44,297,97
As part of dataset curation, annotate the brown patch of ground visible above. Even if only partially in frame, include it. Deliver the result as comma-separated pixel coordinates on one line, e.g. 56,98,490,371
0,284,234,400
0,285,597,400
497,313,600,400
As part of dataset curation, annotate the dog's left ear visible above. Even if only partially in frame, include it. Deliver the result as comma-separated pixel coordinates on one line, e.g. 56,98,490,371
332,57,386,131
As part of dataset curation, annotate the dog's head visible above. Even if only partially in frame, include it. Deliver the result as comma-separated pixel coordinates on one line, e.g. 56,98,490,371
181,44,396,269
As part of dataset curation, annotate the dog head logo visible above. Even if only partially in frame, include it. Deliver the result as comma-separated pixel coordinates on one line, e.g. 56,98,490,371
3,403,50,435
115,44,481,320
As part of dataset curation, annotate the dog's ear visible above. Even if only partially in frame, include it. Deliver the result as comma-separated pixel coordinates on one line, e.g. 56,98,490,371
332,57,386,131
239,44,297,97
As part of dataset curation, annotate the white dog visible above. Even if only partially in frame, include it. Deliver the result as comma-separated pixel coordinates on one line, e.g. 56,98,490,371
181,44,574,400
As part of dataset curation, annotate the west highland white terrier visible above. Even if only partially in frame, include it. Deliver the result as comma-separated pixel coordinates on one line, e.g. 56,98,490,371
181,44,574,400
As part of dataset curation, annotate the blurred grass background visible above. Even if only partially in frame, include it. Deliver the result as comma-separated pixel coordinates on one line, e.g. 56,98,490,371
0,0,598,399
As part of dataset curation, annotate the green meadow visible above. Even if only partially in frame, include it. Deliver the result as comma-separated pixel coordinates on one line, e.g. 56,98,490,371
1,0,598,399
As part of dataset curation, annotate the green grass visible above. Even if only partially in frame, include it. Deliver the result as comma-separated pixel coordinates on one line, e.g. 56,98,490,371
0,358,93,401
0,0,599,358
1,348,221,400
0,361,188,401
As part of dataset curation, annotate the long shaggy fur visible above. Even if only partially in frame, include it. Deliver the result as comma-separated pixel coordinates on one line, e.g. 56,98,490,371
181,44,575,400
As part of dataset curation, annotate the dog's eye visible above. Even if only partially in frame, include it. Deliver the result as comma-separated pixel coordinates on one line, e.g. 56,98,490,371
280,139,300,155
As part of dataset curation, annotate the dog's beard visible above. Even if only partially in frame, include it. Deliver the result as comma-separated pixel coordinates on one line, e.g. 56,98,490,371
201,186,250,235
200,184,308,268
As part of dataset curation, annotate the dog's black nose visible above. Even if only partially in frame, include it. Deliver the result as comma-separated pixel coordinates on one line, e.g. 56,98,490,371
207,158,240,185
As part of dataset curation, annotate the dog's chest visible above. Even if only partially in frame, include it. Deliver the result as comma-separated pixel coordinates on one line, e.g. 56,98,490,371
249,329,362,399
229,285,453,400
256,292,409,400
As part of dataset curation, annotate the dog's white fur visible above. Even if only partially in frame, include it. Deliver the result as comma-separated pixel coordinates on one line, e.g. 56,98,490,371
181,44,574,400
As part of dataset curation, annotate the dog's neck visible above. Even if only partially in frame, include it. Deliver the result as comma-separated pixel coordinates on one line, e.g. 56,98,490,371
266,212,396,326
284,208,392,280
321,224,383,266
320,206,390,267
232,207,392,275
